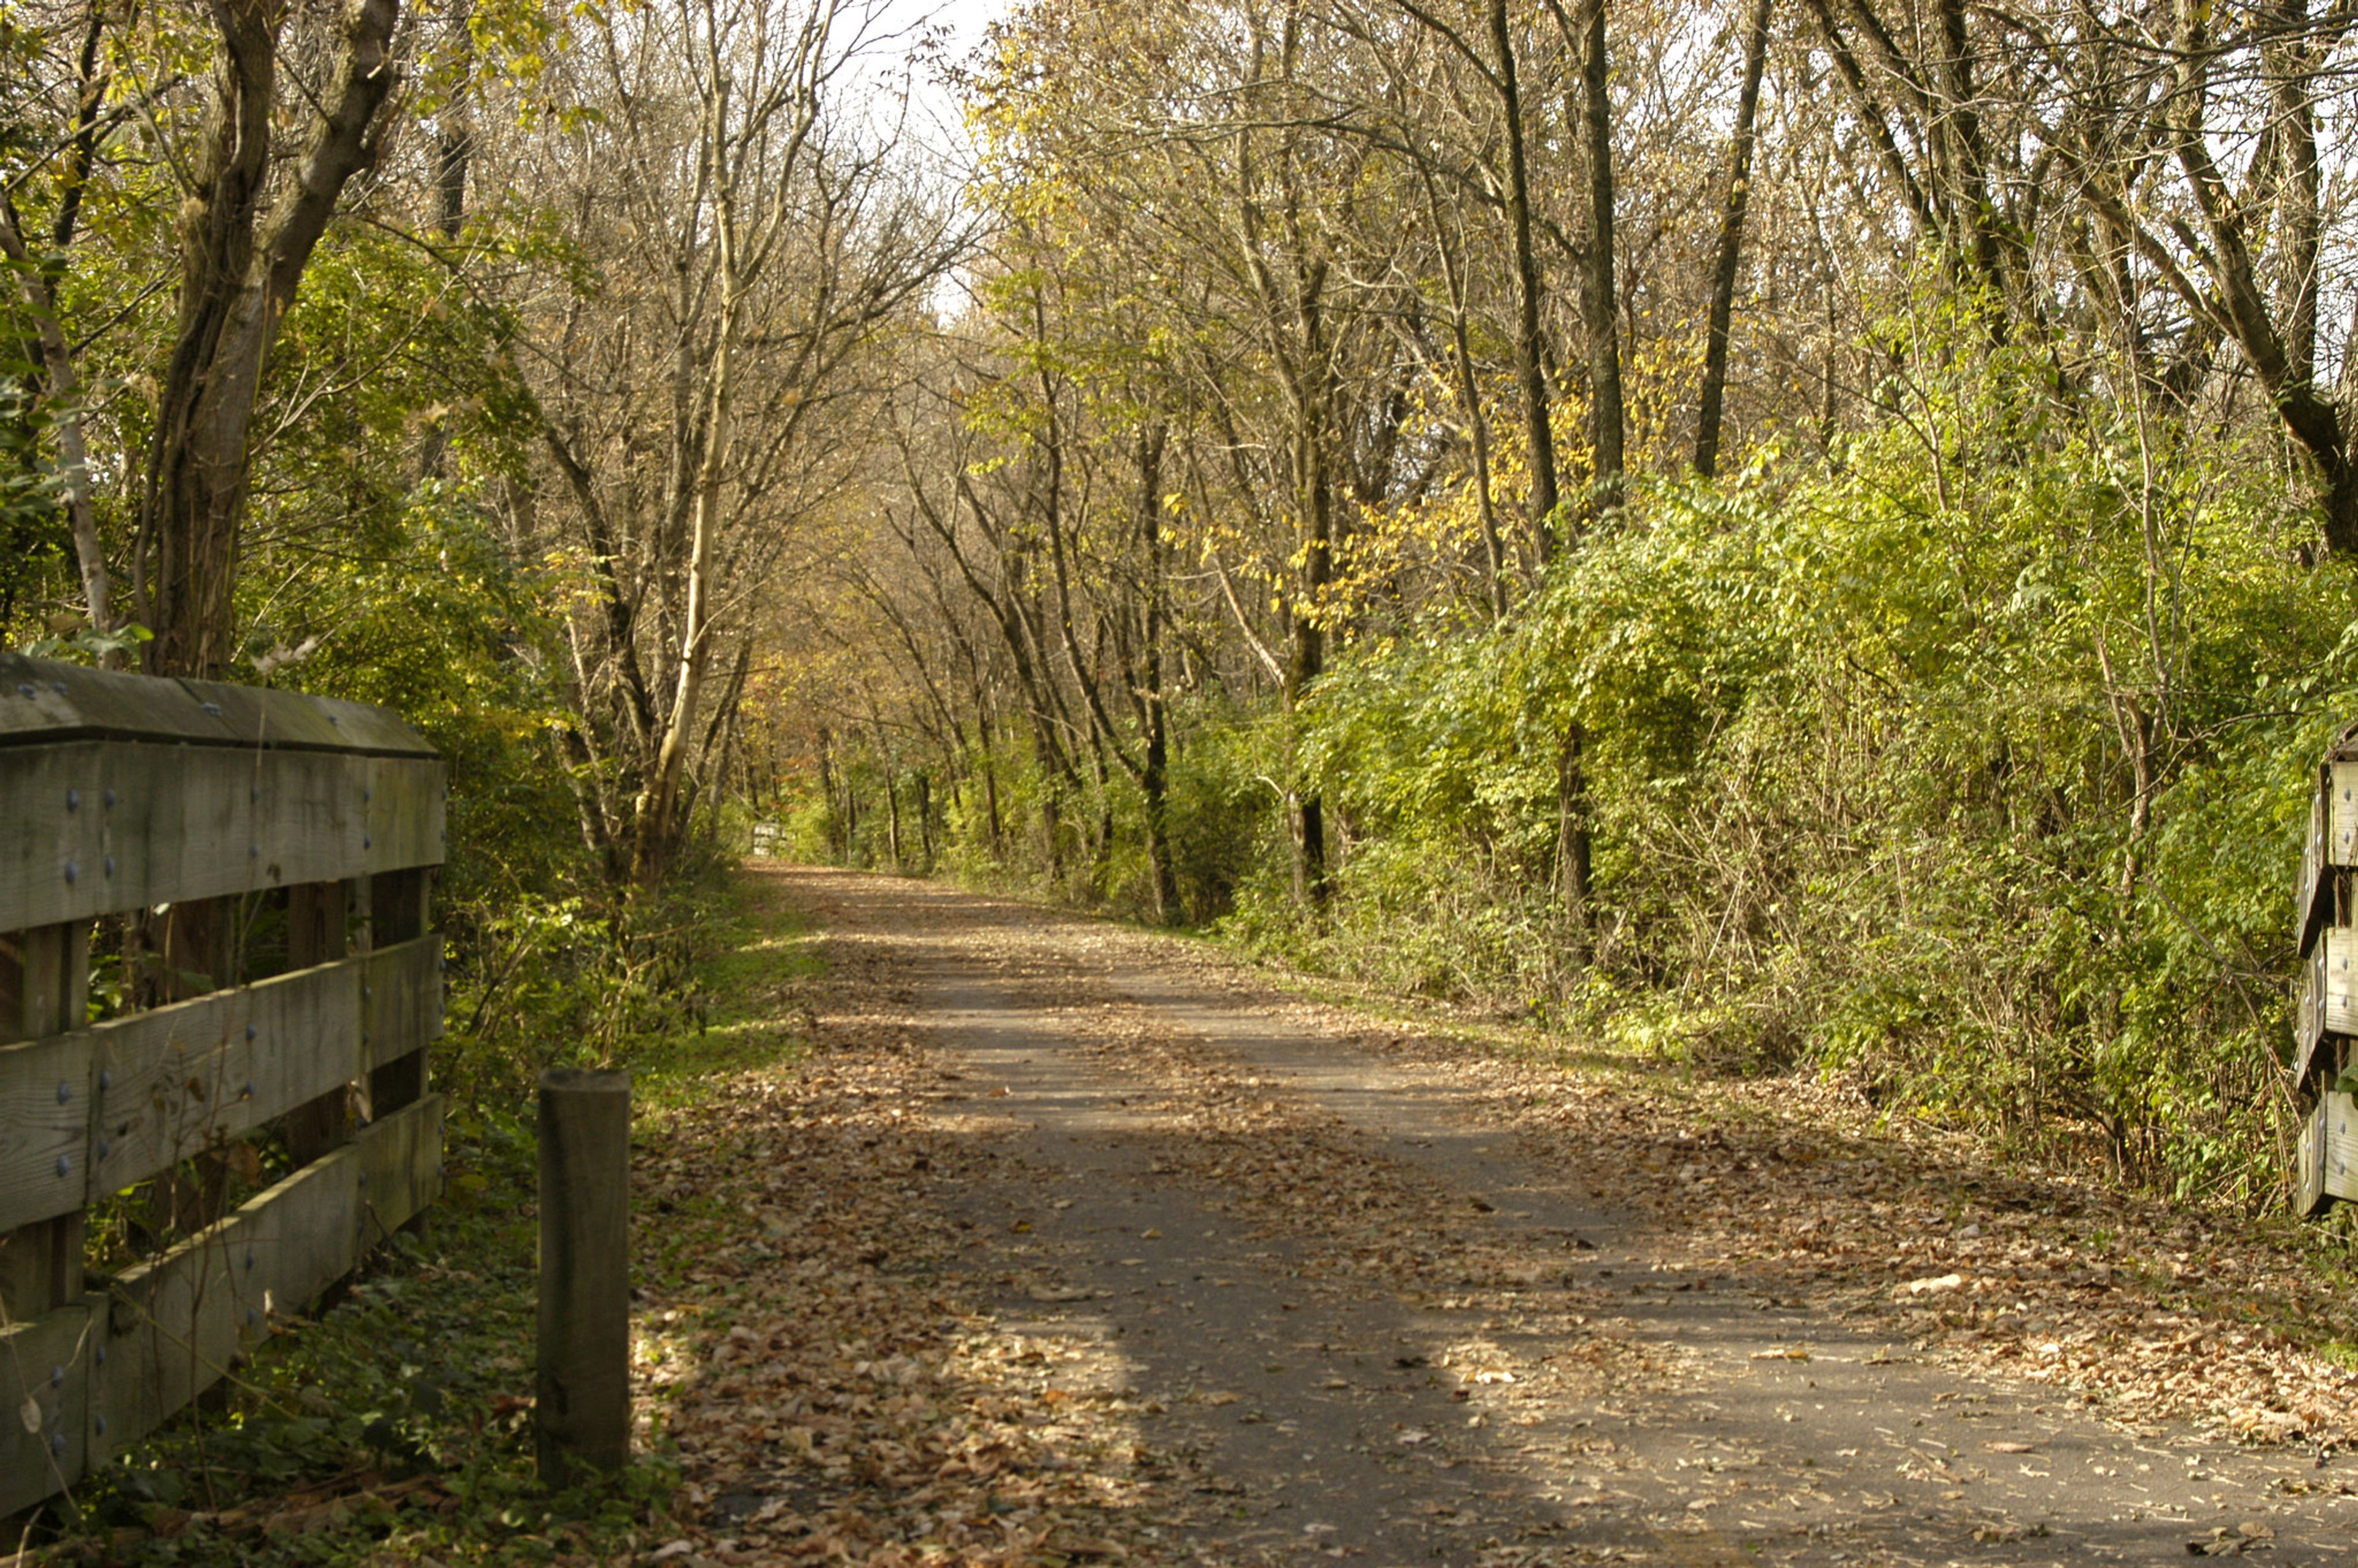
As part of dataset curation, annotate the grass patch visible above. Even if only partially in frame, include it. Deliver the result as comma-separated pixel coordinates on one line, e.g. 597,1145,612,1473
627,875,820,1112
16,871,823,1566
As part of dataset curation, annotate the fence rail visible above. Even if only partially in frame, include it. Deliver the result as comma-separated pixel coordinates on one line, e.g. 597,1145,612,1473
0,654,445,1515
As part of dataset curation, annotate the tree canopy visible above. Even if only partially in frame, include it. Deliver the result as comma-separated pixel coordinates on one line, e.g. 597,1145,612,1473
7,0,2358,1201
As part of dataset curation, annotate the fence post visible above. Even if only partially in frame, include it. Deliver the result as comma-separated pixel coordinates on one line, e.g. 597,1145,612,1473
535,1067,631,1485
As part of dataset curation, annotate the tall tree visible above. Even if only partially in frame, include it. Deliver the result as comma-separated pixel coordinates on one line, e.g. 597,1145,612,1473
512,0,960,884
1693,0,1771,479
134,0,404,678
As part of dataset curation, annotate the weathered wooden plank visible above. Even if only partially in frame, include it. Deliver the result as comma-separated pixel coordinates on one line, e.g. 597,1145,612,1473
2325,929,2358,1038
0,743,445,930
1,925,92,1317
2295,1098,2332,1217
0,1302,93,1516
2294,939,2331,1086
535,1071,629,1481
359,1094,445,1252
174,678,340,753
91,1206,245,1466
0,1032,93,1236
231,1132,360,1351
0,656,242,749
87,1094,444,1469
2332,761,2358,867
2300,776,2335,957
305,697,437,759
89,953,365,1196
284,881,356,1166
365,769,445,886
173,677,435,759
363,936,445,1071
0,656,434,758
2326,1092,2358,1203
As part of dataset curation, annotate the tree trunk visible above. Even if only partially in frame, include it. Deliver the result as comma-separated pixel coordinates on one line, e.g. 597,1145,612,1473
984,739,1005,855
1575,0,1625,521
816,728,841,859
2165,0,2358,555
1694,0,1772,480
1288,331,1333,906
916,771,935,871
138,0,402,678
1488,0,1560,556
1033,724,1068,880
630,258,738,885
418,0,473,483
0,200,110,639
1555,723,1594,942
1138,428,1181,924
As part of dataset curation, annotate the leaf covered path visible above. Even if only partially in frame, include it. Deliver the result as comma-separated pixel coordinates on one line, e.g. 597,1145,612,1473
637,869,2358,1567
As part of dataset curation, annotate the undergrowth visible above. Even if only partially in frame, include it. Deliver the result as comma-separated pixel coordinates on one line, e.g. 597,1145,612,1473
14,872,819,1566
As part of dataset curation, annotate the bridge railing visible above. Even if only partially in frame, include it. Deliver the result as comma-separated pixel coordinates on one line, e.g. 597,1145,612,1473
0,654,446,1515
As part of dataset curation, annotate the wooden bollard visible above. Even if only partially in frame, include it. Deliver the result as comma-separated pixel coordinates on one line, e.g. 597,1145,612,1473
535,1068,631,1485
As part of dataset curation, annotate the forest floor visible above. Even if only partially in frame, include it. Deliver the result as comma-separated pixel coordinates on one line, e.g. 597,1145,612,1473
629,866,2358,1568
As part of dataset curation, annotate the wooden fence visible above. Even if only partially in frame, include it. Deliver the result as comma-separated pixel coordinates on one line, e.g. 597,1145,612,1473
2294,730,2358,1214
0,654,445,1515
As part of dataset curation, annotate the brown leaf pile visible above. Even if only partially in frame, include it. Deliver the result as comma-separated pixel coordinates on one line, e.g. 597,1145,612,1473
631,874,2358,1568
1274,1017,2358,1448
631,1039,1165,1564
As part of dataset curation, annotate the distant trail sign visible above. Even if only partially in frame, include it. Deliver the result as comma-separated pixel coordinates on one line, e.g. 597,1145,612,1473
2294,734,2358,1215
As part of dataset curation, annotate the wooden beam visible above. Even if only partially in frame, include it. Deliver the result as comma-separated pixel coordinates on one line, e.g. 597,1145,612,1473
0,933,448,1232
0,654,434,758
0,743,443,933
0,923,88,1321
76,936,441,1201
174,675,435,757
88,1094,443,1469
2295,938,2330,1086
2296,1097,2332,1217
284,880,355,1166
0,1030,94,1240
2325,1092,2358,1203
0,661,446,1515
2300,774,2334,956
364,876,440,1117
2325,928,2358,1038
2331,761,2358,866
0,1302,93,1516
362,935,444,1071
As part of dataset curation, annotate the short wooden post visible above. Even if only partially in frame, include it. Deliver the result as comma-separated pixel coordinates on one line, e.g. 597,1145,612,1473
535,1068,631,1485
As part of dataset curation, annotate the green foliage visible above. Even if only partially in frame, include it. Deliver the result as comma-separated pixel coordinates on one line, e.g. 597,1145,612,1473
1159,695,1282,923
812,694,1278,929
1243,344,2349,1204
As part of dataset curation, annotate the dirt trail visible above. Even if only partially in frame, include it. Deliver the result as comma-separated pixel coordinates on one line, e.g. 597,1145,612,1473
656,867,2358,1568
